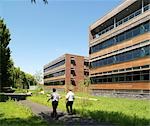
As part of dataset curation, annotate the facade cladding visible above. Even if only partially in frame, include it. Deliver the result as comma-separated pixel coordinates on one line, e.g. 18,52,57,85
89,0,150,92
44,54,89,91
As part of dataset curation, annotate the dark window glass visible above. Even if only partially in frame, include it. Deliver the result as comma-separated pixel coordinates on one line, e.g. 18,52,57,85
125,51,132,61
126,68,132,71
126,30,132,39
142,74,149,80
141,70,150,74
143,22,150,32
133,74,140,81
107,77,112,82
132,49,140,59
90,70,149,84
114,75,119,82
103,77,107,82
107,57,113,64
126,75,132,82
133,66,140,70
90,46,150,69
44,60,65,72
90,21,149,54
144,46,150,56
141,65,149,69
119,76,125,82
133,27,140,36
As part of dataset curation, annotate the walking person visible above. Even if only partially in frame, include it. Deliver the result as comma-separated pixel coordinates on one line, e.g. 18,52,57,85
47,88,60,118
66,89,75,115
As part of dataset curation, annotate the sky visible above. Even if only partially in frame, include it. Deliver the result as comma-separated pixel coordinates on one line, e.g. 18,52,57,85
1,0,122,75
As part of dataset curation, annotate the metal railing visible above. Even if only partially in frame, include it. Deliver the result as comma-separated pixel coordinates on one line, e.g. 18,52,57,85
95,4,150,39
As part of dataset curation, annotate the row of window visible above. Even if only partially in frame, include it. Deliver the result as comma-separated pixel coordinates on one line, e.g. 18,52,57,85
44,60,65,72
90,45,150,69
44,80,65,85
91,70,150,84
44,70,65,79
91,65,150,76
90,21,150,54
116,4,150,27
91,40,149,61
92,3,150,39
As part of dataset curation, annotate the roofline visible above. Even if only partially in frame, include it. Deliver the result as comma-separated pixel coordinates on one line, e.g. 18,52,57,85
44,53,88,68
89,0,137,30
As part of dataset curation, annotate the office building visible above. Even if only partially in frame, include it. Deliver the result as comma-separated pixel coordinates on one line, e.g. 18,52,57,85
89,0,150,94
44,54,89,91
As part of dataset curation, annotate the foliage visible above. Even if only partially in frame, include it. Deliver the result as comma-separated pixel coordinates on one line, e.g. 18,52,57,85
0,100,48,126
9,64,37,90
78,77,91,95
28,93,150,126
0,18,12,92
31,0,48,4
34,70,43,84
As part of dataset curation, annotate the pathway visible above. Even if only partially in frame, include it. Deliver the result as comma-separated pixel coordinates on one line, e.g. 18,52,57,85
19,100,117,126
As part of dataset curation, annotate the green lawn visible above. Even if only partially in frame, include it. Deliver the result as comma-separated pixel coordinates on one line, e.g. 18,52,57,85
27,93,150,126
0,100,48,126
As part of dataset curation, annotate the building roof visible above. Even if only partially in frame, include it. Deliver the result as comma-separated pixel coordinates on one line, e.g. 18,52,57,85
89,0,137,30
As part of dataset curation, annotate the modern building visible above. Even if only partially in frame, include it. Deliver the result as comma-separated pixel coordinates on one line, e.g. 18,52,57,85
44,54,89,91
89,0,150,94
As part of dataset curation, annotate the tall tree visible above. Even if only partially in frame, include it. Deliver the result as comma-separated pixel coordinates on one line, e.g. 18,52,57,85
31,0,48,4
34,70,43,84
0,18,11,92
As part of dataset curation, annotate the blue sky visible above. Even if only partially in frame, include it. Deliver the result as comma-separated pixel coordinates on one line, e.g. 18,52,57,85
1,0,122,75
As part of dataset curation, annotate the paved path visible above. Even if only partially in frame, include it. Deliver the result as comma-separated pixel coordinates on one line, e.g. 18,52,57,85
19,100,117,126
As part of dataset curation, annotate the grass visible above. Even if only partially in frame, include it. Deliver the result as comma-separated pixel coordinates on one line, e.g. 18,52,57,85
0,100,48,126
27,92,150,126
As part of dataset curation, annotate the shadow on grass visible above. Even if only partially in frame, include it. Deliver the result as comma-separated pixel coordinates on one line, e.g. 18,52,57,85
0,115,48,126
39,111,65,126
77,109,150,126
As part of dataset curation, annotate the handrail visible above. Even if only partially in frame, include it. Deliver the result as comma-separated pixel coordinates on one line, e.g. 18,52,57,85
95,4,150,39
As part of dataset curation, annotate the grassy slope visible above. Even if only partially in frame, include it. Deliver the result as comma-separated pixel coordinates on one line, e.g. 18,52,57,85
0,100,48,126
28,93,150,126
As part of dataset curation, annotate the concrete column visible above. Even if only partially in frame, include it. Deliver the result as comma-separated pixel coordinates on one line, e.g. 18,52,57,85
114,17,116,28
142,0,144,13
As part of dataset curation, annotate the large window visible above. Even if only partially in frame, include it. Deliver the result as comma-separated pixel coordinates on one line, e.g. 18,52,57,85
44,60,65,72
91,70,150,84
90,45,150,69
90,21,150,54
44,80,65,85
44,70,65,79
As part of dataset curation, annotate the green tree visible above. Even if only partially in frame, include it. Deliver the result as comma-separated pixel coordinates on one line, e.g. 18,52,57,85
34,70,43,84
0,18,11,92
9,65,37,89
31,0,48,4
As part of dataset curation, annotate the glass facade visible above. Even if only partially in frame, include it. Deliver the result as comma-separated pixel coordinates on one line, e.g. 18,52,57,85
90,21,150,54
91,70,150,84
90,45,150,69
44,60,65,72
44,80,65,85
44,70,65,79
92,3,150,39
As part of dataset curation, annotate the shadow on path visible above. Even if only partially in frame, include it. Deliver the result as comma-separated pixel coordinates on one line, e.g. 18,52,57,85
19,100,118,126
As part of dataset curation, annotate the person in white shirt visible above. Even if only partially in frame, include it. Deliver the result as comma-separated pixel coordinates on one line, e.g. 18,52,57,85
47,88,60,118
66,89,75,114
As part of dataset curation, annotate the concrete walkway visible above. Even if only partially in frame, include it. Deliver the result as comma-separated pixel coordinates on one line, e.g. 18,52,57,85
19,100,117,126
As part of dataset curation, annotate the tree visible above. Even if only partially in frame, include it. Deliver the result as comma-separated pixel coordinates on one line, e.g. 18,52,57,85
0,18,11,92
31,0,48,4
34,70,43,84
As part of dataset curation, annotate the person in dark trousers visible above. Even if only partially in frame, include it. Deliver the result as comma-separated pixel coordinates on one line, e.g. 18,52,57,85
47,88,60,118
66,89,75,114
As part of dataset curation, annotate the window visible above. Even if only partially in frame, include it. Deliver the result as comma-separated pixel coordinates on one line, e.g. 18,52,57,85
91,70,149,84
90,45,150,69
90,21,150,54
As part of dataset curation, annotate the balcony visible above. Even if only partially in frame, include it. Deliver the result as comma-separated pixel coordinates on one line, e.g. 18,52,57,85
93,4,150,39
